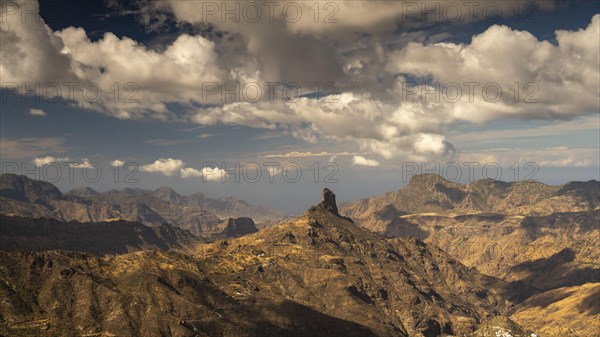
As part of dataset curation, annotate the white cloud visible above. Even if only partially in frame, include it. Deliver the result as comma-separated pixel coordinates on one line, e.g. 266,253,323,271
352,156,381,167
199,167,228,182
1,1,224,119
2,1,596,163
29,108,46,116
179,167,203,178
387,15,600,123
33,157,96,169
111,159,125,167
413,134,451,155
180,167,227,182
56,29,224,117
33,156,70,167
140,1,553,88
140,158,184,176
69,158,95,169
0,1,75,85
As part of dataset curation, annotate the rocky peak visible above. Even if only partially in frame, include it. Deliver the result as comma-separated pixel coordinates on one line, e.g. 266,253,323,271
153,186,183,203
217,217,258,238
405,173,453,189
67,187,100,196
0,174,63,202
318,188,339,215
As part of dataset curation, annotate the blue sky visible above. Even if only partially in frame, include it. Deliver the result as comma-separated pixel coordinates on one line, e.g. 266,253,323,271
1,0,599,214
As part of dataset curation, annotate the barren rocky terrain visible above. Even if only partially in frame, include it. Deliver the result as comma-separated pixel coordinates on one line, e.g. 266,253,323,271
0,174,598,336
340,174,600,336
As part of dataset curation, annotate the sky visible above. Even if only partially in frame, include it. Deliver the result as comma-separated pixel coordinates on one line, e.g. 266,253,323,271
0,0,599,214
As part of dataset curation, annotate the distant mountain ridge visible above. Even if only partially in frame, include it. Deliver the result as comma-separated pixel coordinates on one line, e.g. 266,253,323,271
340,173,599,232
0,174,285,235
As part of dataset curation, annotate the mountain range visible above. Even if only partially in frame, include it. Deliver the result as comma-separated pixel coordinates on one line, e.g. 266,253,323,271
1,189,529,337
0,174,284,236
340,173,600,336
0,173,598,336
340,173,599,232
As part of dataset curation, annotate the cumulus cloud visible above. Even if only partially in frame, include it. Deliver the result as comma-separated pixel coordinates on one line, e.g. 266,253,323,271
33,156,70,167
387,14,600,122
1,1,224,120
69,158,96,169
199,167,228,181
352,156,381,167
29,108,46,116
32,157,96,169
111,159,125,167
2,1,596,163
140,158,185,176
179,167,203,178
0,1,75,85
138,158,227,181
138,1,553,34
55,29,223,118
180,166,227,181
133,0,554,97
191,92,458,159
413,134,453,155
137,1,553,84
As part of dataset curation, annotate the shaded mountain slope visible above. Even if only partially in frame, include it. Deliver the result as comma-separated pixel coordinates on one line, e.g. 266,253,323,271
0,214,201,255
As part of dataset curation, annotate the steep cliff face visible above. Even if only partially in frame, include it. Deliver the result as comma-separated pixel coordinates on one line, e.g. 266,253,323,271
195,217,260,238
0,189,522,337
216,217,259,238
